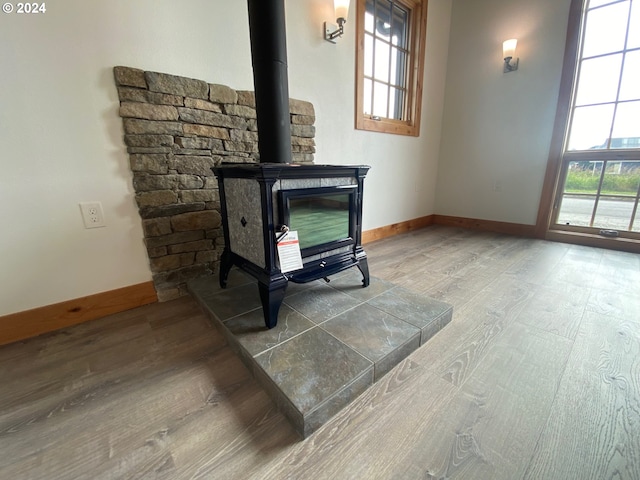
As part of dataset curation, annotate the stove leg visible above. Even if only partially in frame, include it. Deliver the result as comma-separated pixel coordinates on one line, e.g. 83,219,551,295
357,258,370,287
219,248,233,288
258,280,288,329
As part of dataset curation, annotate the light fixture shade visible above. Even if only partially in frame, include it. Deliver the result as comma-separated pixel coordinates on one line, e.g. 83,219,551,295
335,0,350,22
503,38,517,59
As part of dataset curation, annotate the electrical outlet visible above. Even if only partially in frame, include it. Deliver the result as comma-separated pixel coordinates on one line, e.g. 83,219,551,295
79,202,106,229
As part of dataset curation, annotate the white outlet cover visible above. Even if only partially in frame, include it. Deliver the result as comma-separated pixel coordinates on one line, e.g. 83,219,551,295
79,202,106,229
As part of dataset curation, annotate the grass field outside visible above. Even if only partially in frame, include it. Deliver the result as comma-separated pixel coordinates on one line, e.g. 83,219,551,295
564,170,640,196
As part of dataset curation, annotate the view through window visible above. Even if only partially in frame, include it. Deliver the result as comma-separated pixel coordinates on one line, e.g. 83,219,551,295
362,0,410,120
355,0,427,136
553,0,640,236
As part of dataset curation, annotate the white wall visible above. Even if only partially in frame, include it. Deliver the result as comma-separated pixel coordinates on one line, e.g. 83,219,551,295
435,0,572,225
286,0,452,230
0,0,452,315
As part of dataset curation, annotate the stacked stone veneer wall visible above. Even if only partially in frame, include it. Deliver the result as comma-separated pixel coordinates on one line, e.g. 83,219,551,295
113,66,316,301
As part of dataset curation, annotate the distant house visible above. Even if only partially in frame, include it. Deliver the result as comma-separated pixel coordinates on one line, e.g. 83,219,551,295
590,137,640,150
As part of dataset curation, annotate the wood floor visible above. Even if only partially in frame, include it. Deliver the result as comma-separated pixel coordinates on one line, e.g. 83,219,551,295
1,226,639,479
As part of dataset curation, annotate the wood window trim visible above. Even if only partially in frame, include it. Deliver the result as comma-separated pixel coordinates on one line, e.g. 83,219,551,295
535,0,583,238
355,0,428,136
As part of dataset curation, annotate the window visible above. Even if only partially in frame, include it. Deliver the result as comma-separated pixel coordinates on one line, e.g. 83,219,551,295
565,0,640,153
538,0,640,245
355,0,428,136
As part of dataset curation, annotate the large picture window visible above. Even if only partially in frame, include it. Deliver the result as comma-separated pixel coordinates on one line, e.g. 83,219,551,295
355,0,428,136
565,0,640,152
539,0,640,247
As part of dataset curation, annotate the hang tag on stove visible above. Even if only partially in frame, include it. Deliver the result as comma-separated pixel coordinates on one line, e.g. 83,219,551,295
277,230,303,273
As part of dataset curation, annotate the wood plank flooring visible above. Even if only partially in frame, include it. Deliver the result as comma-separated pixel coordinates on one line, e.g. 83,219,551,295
1,226,639,479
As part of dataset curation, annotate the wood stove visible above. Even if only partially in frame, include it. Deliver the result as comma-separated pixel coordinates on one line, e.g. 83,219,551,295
212,0,370,329
213,163,370,328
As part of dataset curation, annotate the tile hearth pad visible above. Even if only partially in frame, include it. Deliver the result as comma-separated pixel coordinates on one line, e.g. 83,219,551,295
188,268,452,438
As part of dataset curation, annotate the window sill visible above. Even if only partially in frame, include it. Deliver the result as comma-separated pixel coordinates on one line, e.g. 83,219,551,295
356,117,419,136
546,229,640,253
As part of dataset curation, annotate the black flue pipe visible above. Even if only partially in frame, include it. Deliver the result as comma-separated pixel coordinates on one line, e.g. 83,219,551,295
247,0,292,164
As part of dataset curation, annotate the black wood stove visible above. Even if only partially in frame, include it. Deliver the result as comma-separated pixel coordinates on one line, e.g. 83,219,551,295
213,163,370,328
211,0,370,329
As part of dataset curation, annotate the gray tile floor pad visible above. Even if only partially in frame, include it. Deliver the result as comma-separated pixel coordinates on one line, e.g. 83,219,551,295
188,268,453,438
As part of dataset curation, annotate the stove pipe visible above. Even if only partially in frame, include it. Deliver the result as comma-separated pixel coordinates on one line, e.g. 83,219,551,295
247,0,292,164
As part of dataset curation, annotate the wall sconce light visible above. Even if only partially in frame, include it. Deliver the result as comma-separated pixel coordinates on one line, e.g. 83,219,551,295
503,39,519,73
324,0,350,43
